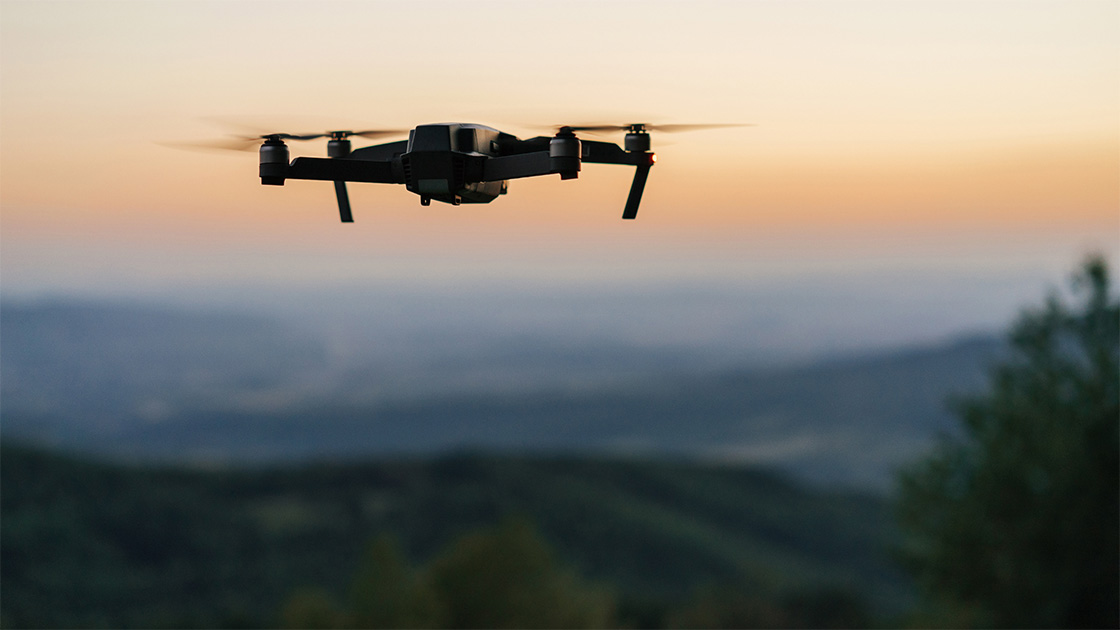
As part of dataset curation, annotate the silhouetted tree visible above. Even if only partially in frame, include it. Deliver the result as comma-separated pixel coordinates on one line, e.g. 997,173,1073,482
279,588,345,629
348,534,445,628
665,583,871,629
426,516,615,628
896,255,1119,628
282,520,614,629
666,584,794,629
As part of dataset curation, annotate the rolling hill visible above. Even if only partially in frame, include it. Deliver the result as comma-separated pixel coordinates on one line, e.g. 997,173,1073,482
1,442,907,628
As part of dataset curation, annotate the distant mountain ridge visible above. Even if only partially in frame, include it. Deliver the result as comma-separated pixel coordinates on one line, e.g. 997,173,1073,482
0,300,1003,491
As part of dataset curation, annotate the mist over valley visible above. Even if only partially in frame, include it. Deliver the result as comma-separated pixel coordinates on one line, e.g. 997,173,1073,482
1,274,1017,492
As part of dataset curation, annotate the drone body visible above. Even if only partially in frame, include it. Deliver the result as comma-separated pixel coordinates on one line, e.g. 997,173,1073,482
257,123,658,222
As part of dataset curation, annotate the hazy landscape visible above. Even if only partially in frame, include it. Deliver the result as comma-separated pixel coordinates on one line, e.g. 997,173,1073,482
6,259,1107,628
0,276,1001,626
3,1,1115,625
1,272,1017,492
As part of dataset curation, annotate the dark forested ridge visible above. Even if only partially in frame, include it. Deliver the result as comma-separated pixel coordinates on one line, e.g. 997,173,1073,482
1,442,907,628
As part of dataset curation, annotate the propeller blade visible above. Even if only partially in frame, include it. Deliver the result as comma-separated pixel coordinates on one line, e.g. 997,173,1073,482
161,136,263,152
163,128,408,153
163,132,324,151
645,123,754,133
275,129,408,141
561,124,626,133
278,132,329,141
287,129,408,140
348,129,407,139
550,122,753,134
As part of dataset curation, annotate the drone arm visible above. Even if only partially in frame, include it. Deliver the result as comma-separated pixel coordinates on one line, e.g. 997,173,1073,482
580,140,647,166
477,140,655,218
286,157,400,183
349,140,408,161
280,157,397,223
580,140,655,219
481,152,552,181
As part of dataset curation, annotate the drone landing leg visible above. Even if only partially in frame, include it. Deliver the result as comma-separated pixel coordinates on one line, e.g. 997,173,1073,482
334,181,353,222
622,162,652,219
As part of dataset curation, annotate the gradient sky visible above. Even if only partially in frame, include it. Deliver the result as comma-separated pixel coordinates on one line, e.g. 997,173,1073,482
1,0,1117,295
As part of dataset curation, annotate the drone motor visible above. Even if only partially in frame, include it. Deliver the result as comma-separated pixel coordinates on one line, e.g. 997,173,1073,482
624,125,651,153
326,131,352,158
259,136,289,186
549,128,581,180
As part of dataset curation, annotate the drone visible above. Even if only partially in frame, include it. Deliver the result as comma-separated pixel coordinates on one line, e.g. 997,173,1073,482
207,122,745,222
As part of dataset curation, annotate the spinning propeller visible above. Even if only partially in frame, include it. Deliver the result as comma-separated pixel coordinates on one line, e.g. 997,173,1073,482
552,122,752,134
544,122,751,157
182,129,405,152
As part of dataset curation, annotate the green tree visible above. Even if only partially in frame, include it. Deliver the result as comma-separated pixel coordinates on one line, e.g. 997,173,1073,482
348,534,445,629
896,255,1119,628
666,583,870,629
666,584,795,629
426,516,615,628
279,588,346,629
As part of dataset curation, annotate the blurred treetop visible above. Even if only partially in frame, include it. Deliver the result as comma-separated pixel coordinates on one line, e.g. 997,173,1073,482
897,254,1119,628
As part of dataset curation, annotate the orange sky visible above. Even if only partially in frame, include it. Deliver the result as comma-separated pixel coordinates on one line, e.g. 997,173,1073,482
1,0,1116,293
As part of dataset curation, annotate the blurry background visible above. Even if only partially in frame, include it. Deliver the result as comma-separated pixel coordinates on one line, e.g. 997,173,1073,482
1,0,1117,627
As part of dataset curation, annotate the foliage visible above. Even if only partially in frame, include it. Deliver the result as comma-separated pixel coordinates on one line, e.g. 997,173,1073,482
2,444,895,628
280,519,613,629
282,520,881,629
347,535,445,628
896,255,1119,628
425,517,614,628
278,589,345,629
666,583,871,629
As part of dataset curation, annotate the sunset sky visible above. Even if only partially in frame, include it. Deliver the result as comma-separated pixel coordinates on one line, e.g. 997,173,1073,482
1,0,1117,296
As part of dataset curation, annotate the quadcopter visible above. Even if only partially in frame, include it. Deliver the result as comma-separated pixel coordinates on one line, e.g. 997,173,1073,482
208,122,744,222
